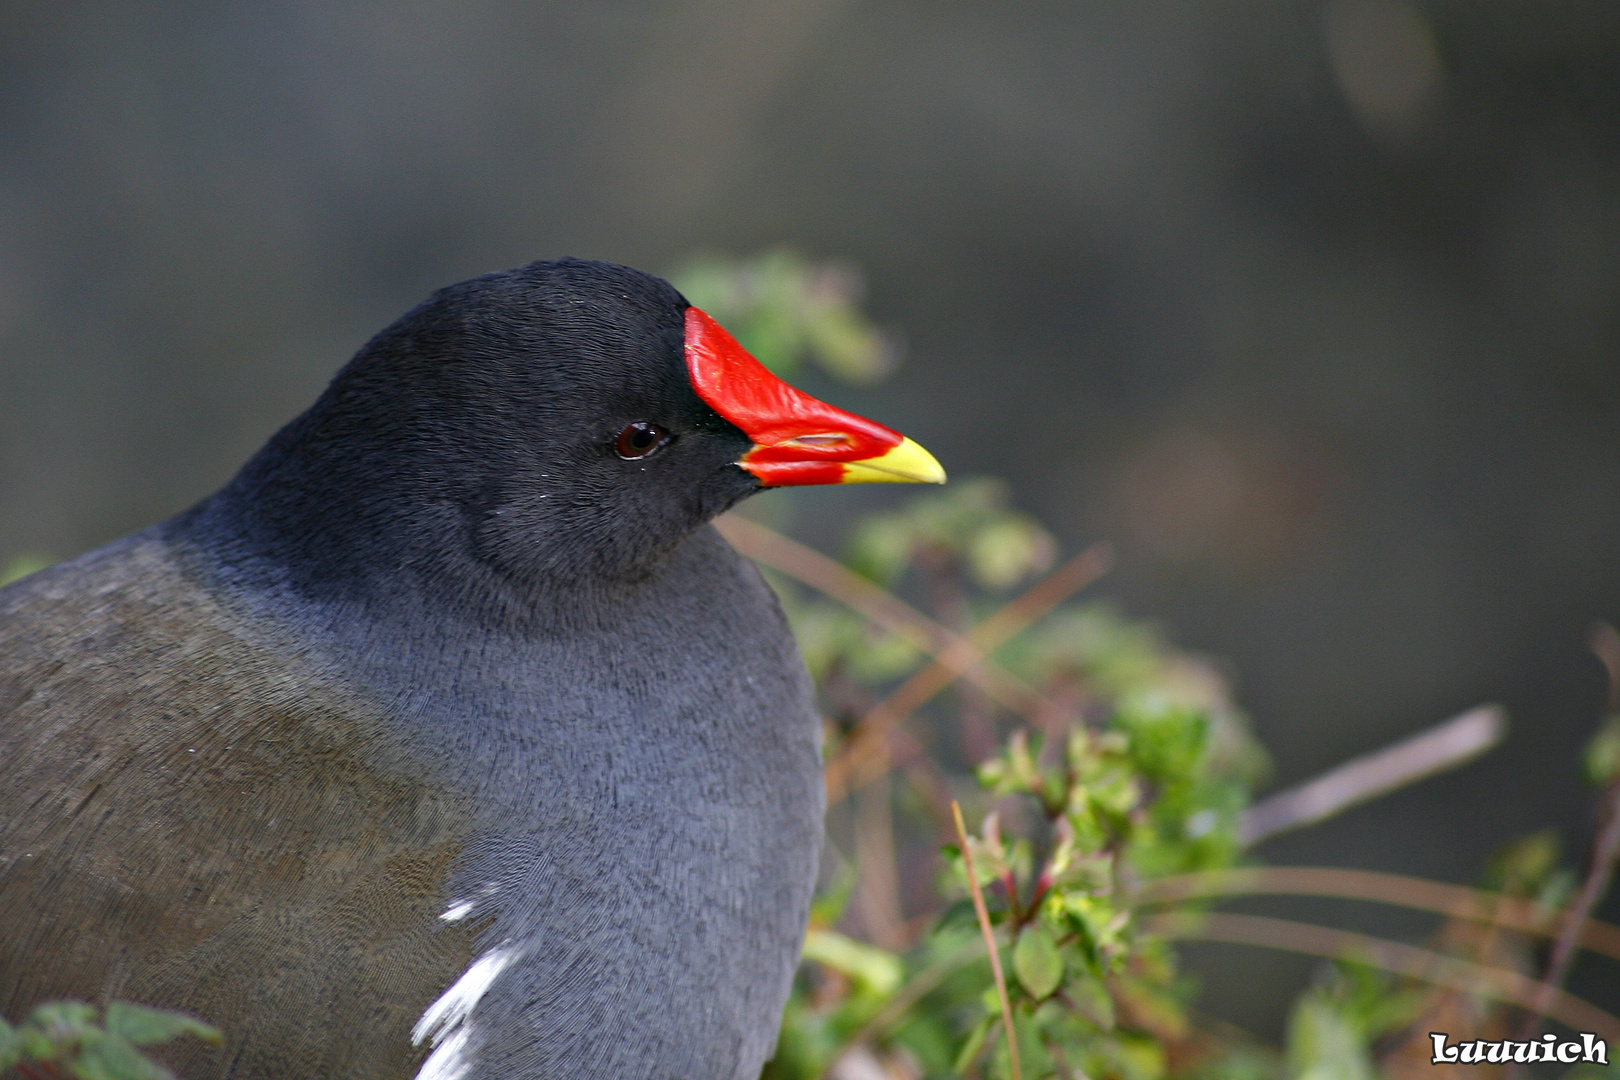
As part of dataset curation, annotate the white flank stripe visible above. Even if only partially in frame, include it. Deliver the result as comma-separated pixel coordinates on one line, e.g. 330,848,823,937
411,945,518,1080
439,899,476,922
415,1029,473,1080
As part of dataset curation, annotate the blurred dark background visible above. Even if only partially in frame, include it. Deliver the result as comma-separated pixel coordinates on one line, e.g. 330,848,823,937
2,0,1618,1036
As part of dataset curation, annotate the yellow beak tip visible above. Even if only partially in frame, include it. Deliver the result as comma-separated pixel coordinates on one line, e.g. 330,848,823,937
841,436,947,485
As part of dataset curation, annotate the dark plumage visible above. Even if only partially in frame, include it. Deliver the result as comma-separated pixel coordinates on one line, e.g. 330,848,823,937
0,259,940,1079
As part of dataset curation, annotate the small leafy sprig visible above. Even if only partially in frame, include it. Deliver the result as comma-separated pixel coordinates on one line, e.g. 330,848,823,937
0,1001,220,1080
940,694,1250,1080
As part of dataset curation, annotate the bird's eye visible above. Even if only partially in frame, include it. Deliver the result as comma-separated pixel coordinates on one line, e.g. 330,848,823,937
615,422,669,459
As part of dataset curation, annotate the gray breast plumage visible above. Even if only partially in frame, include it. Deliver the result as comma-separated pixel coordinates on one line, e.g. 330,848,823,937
0,523,823,1080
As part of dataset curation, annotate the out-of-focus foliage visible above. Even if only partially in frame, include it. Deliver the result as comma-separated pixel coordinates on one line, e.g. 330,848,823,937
1566,1063,1620,1080
669,250,896,385
770,926,908,1079
1584,715,1620,788
764,528,1268,1078
0,1000,219,1080
728,252,1619,1080
1284,963,1422,1080
1484,831,1577,914
780,479,1073,689
929,695,1259,1080
763,471,1620,1080
843,478,1055,593
728,251,1273,1080
752,473,1274,1080
0,553,52,587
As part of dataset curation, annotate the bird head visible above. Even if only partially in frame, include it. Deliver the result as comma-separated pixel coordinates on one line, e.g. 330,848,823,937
210,259,942,598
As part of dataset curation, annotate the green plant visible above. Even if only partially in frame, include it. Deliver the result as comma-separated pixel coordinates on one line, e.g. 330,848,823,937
0,1001,219,1080
0,553,52,587
743,484,1620,1080
752,488,1267,1079
670,249,895,385
675,251,1620,1080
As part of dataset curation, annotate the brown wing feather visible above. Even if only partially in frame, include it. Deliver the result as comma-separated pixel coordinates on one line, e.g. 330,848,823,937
0,535,477,1079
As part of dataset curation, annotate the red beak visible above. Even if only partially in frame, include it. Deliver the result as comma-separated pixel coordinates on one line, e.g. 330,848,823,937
683,307,946,487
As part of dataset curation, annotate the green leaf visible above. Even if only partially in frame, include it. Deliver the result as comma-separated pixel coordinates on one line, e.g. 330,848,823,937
1063,893,1129,967
20,1029,58,1061
1013,925,1063,1000
1006,731,1041,792
0,1016,19,1070
1064,971,1116,1030
668,249,895,385
844,516,916,586
71,1031,177,1080
1111,1031,1168,1080
800,930,903,996
807,865,857,928
1287,995,1376,1080
0,552,53,586
1117,698,1208,782
952,1014,994,1075
967,517,1054,592
803,302,893,385
1585,714,1620,786
1050,850,1114,895
1483,832,1563,904
31,1000,99,1041
933,897,979,935
990,1007,1052,1080
104,1002,221,1048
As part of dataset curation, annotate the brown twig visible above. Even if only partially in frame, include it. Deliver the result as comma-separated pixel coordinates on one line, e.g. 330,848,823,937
825,543,1114,800
919,544,998,763
1145,911,1620,1041
1503,625,1620,1078
1518,773,1620,1029
715,513,1049,719
1240,705,1507,845
1136,866,1620,962
968,543,1116,652
953,800,1022,1080
853,775,906,950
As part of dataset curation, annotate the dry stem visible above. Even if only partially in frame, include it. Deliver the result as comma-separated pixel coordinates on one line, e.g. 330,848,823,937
1512,622,1620,1045
1516,774,1620,1036
1240,705,1506,845
716,513,1048,718
825,543,1113,800
953,800,1022,1080
1137,866,1620,963
1146,911,1620,1041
